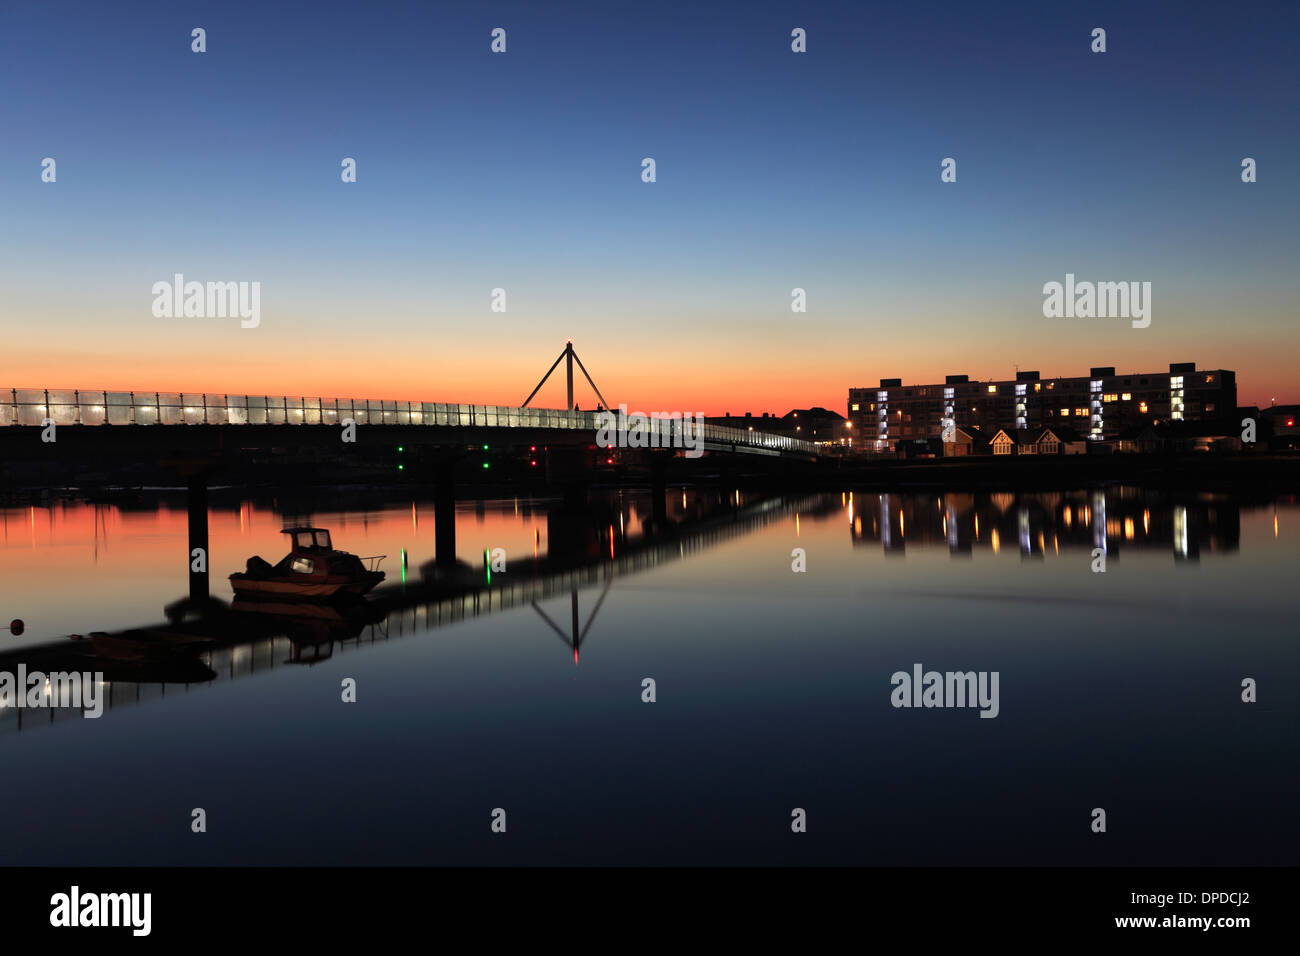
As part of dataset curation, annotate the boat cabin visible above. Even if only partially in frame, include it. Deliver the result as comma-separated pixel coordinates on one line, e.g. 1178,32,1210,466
285,527,333,551
284,528,332,573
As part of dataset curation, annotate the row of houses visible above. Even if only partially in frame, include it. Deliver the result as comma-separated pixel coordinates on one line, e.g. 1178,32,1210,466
945,425,1087,457
928,421,1253,457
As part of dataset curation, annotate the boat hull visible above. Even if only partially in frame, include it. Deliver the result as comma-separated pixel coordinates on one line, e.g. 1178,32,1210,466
228,573,383,599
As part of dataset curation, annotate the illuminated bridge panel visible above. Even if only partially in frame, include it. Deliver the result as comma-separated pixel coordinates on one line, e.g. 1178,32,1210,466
0,388,819,455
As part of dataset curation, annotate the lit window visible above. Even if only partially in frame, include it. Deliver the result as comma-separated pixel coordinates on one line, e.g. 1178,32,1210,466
1103,393,1118,402
1121,392,1132,401
1033,383,1041,392
1061,408,1070,416
1075,408,1088,417
851,403,859,412
987,385,997,393
1139,401,1148,413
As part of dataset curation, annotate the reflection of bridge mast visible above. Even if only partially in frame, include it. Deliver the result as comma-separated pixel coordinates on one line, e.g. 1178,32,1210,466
531,577,614,666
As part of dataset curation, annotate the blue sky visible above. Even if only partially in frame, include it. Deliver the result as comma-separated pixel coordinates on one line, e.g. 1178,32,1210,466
1,0,1296,410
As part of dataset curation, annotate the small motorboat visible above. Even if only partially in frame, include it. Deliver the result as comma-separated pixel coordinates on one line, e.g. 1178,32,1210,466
229,527,385,600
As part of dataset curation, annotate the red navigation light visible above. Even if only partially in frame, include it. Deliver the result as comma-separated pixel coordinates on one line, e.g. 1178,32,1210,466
1288,419,1295,427
530,460,537,467
530,446,536,452
606,457,613,464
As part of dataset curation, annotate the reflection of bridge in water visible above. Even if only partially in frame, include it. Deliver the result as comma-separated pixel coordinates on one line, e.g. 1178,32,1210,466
0,492,831,734
851,487,1241,561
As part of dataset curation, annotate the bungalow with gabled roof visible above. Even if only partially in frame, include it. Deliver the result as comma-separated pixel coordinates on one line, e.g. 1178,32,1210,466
943,425,989,457
990,428,1018,456
1035,425,1087,455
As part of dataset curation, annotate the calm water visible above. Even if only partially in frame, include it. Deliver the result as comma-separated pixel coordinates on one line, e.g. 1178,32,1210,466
0,486,1296,865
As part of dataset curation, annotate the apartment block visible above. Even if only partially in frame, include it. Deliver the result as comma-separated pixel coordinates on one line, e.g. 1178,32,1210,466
847,362,1236,451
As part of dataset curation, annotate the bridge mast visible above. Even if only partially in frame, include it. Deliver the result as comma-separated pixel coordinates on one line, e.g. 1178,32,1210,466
566,341,574,410
521,341,611,411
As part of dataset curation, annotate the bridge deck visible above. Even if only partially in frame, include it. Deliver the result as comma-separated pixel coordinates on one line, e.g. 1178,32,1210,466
1,389,820,456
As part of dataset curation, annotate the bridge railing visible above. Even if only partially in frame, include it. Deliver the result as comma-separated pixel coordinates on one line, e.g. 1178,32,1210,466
0,389,820,455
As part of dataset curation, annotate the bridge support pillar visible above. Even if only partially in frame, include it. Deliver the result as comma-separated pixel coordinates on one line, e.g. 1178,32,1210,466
434,458,457,568
187,475,209,603
650,453,668,527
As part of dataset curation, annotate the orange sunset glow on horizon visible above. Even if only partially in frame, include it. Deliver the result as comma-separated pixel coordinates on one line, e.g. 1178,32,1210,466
4,312,1297,417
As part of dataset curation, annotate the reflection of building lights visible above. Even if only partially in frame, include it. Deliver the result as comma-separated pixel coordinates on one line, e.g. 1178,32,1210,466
991,528,1000,554
1124,518,1135,540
